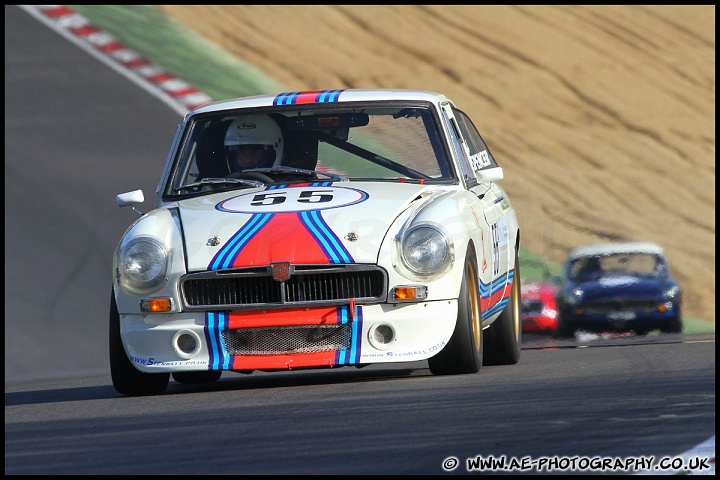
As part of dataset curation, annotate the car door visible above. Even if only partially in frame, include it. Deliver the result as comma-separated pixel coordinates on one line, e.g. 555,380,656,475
440,103,511,302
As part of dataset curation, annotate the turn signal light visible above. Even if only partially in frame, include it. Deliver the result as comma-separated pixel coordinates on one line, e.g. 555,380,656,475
140,298,173,312
392,285,428,301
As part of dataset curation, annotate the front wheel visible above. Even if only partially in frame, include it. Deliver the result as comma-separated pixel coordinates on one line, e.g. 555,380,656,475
109,290,169,396
428,247,483,375
555,312,577,339
660,316,683,334
483,248,522,365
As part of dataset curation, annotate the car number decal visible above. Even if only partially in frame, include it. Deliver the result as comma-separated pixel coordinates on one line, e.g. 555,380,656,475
217,185,368,214
491,218,508,276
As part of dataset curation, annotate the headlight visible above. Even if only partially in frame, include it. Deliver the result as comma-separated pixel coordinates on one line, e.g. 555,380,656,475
663,285,680,299
564,288,584,306
400,225,452,276
119,237,168,293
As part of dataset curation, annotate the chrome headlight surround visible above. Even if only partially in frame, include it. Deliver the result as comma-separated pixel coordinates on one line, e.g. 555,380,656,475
118,236,169,294
397,223,454,280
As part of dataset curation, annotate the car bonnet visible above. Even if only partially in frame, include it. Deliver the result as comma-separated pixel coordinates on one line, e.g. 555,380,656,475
174,182,438,271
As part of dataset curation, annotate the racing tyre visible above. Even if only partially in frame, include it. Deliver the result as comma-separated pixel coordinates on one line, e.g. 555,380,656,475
428,247,483,375
483,248,522,365
555,313,577,339
172,370,223,384
109,291,170,396
660,316,683,334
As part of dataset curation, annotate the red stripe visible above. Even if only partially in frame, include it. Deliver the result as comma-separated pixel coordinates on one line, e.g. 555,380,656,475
96,43,125,53
293,90,326,104
480,280,513,312
70,25,100,36
40,6,74,18
147,73,175,83
231,213,329,267
123,58,151,68
167,87,201,97
231,351,338,370
227,307,339,329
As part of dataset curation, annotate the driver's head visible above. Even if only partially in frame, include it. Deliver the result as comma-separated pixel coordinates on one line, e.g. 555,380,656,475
224,115,283,172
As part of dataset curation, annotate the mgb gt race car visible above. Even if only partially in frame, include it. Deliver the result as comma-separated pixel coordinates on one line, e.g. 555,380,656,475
111,89,522,396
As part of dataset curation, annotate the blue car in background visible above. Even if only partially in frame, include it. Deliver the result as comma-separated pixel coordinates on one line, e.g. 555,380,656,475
555,242,682,337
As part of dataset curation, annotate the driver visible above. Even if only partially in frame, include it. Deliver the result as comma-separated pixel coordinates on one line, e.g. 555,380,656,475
224,115,284,173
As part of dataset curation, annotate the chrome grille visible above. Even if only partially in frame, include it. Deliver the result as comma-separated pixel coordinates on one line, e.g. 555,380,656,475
583,298,659,314
222,325,351,355
180,264,387,310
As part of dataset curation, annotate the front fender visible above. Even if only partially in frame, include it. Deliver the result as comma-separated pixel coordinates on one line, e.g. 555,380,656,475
113,207,187,314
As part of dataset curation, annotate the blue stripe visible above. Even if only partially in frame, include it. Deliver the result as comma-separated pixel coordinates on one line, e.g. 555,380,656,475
318,89,344,102
483,299,509,319
274,91,298,105
350,308,362,363
335,307,349,364
478,270,514,319
308,211,354,263
221,312,231,370
333,305,361,365
306,210,345,262
479,270,513,298
298,211,339,263
210,213,273,270
207,312,222,370
302,210,353,263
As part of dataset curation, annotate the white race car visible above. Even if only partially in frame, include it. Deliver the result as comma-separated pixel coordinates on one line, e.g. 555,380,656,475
111,89,522,395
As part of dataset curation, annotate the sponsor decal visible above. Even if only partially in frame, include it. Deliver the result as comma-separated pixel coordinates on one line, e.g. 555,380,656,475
210,184,361,269
469,149,491,171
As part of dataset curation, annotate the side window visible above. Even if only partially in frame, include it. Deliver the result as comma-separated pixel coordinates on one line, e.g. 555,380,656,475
453,107,499,171
440,105,475,184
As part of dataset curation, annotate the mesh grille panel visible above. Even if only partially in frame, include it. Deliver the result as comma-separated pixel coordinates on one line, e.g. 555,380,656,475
221,325,352,355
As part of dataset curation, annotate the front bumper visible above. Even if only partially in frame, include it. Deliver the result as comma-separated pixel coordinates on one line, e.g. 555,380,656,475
521,314,558,333
120,300,458,373
561,307,679,333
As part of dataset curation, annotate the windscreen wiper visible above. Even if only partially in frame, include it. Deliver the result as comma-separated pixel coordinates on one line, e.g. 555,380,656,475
173,177,264,192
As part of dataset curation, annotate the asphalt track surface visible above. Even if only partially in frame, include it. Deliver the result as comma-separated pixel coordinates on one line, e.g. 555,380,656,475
4,5,715,475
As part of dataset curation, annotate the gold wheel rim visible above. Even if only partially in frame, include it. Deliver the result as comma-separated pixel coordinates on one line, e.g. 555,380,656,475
468,262,481,348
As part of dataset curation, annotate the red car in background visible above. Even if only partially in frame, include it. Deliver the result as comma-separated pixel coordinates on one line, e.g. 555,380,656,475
521,281,559,334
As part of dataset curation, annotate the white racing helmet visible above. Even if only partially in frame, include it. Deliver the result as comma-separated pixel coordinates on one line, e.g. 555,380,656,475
224,115,283,171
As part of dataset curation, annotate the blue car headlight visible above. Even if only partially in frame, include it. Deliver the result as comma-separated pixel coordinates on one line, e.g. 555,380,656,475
564,288,584,306
663,285,680,299
119,237,168,294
